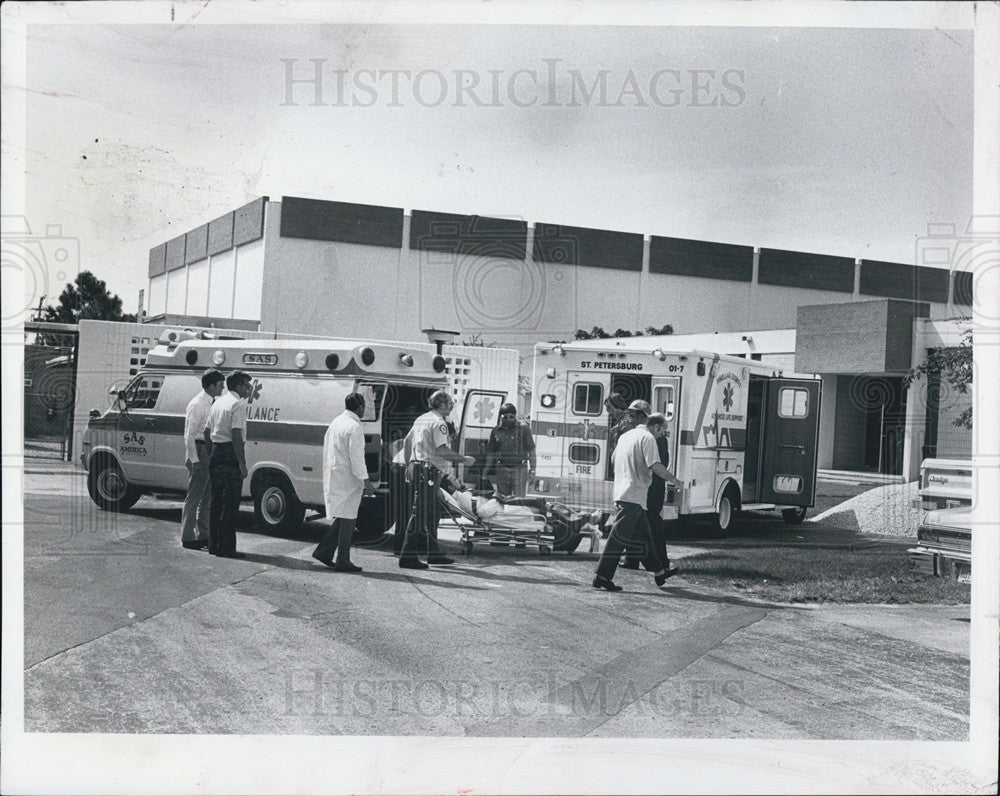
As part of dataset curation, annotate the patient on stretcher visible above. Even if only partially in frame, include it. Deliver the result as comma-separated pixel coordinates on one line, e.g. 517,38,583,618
443,479,592,537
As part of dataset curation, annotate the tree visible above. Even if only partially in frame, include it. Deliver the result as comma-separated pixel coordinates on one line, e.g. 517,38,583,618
904,328,972,429
42,271,137,323
573,323,673,340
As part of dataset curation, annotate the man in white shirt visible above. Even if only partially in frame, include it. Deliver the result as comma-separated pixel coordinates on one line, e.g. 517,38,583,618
312,392,375,572
203,371,253,559
593,407,682,592
180,369,225,550
398,390,475,570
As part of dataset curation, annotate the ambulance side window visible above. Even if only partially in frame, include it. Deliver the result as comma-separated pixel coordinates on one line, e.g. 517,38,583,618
572,383,603,416
125,375,163,410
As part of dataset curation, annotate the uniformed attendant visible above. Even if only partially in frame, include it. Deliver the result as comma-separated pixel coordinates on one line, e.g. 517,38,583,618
180,369,225,550
398,390,475,570
483,403,536,497
203,371,253,559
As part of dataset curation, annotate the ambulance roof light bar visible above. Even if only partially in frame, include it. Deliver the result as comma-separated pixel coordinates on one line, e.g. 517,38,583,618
422,328,460,355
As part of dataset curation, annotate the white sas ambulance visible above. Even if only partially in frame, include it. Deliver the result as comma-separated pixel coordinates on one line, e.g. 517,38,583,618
80,330,517,539
529,340,822,530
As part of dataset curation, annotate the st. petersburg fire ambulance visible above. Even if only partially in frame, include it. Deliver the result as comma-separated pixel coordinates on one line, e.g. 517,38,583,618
81,330,517,538
529,340,822,530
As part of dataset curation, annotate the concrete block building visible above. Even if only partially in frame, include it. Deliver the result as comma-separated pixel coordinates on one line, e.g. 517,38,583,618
143,195,973,480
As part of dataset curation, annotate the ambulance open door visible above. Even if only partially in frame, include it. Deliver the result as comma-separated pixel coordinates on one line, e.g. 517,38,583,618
457,389,506,484
651,377,680,471
759,378,821,506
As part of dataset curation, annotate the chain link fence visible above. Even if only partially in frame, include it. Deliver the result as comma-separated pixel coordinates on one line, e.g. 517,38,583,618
24,324,78,461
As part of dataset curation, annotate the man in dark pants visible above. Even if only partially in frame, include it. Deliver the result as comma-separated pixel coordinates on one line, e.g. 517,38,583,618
399,390,475,570
203,371,253,559
312,392,375,572
593,412,682,591
180,369,225,550
483,403,536,498
622,427,672,571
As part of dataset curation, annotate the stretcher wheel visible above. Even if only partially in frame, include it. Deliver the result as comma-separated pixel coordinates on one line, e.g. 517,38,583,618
461,541,474,554
539,545,552,555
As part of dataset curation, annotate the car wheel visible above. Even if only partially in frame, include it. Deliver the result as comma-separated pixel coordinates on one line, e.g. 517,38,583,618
782,506,808,524
87,457,142,511
253,473,305,536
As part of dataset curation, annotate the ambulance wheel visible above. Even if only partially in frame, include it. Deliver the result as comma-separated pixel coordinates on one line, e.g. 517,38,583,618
87,457,142,511
253,473,305,537
782,507,808,524
354,493,392,545
712,486,740,532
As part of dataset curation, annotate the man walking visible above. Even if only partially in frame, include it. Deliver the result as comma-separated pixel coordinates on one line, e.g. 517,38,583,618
180,369,225,550
622,420,673,572
204,371,253,559
483,402,536,497
399,390,475,570
312,392,375,573
593,411,682,592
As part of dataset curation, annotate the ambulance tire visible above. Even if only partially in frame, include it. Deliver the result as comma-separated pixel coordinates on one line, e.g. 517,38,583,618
87,456,142,511
354,493,392,545
712,486,740,533
782,506,808,524
252,473,305,537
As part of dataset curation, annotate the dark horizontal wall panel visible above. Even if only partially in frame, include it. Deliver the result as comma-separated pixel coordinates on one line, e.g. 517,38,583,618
649,236,753,282
409,210,527,260
860,260,950,303
207,212,235,256
234,197,267,246
533,223,643,271
185,224,209,264
953,271,973,306
148,243,166,277
279,195,403,249
758,248,854,292
164,234,187,272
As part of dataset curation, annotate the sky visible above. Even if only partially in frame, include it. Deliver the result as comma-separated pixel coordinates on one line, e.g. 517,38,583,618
11,5,976,317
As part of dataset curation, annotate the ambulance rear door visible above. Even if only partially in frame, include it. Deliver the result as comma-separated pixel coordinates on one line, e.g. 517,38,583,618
457,389,506,483
563,373,610,486
355,381,388,480
759,378,821,506
651,375,681,472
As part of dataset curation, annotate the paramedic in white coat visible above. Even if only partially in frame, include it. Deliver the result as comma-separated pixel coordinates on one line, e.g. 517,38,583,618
312,392,375,573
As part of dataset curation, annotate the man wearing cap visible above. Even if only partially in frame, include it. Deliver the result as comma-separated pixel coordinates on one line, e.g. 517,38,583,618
593,409,682,592
483,403,536,497
399,390,476,570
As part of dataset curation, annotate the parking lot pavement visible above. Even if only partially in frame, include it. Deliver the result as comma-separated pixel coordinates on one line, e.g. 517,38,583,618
18,467,970,740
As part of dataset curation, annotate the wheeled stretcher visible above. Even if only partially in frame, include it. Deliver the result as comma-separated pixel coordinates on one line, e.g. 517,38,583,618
439,488,600,555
